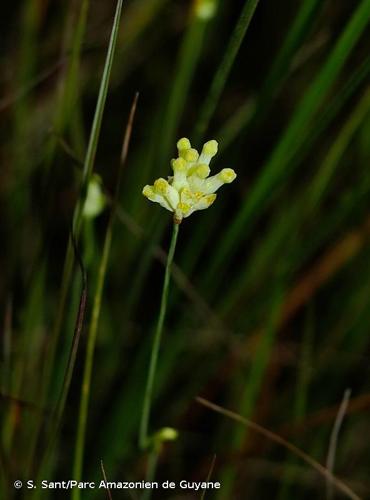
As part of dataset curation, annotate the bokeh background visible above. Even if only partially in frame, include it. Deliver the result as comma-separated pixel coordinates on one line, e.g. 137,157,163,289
1,0,370,498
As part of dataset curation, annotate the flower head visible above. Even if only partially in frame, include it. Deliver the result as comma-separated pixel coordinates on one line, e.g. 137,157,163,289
142,138,236,223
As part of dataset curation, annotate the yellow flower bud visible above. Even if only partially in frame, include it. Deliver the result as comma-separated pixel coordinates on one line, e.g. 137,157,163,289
182,148,199,163
154,178,169,194
142,185,154,198
195,164,210,178
177,137,191,151
219,168,237,183
172,157,187,172
202,139,218,157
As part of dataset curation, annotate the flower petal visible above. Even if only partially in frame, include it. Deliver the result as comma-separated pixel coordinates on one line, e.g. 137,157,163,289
204,168,237,194
171,157,188,190
198,139,218,165
143,185,172,212
154,178,180,210
183,194,217,218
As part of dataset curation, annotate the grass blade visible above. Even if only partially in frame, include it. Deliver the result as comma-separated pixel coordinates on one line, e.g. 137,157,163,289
326,389,352,500
72,92,138,497
45,0,125,407
196,397,362,500
157,6,212,166
194,0,260,141
203,0,370,290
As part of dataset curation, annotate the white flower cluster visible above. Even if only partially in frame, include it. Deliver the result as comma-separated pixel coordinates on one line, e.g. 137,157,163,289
142,138,236,223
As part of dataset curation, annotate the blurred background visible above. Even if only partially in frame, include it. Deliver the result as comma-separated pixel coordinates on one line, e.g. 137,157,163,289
1,0,370,498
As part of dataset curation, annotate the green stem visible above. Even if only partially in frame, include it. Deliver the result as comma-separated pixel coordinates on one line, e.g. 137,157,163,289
72,226,112,500
139,221,180,450
141,448,159,500
71,89,138,500
43,0,124,409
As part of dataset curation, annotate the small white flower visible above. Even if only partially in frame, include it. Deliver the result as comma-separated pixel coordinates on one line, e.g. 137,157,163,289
143,138,236,223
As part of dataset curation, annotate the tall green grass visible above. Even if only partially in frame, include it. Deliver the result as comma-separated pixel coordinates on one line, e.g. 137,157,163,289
2,1,370,499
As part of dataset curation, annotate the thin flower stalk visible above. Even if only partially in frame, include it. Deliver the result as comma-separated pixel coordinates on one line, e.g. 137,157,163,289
139,137,236,449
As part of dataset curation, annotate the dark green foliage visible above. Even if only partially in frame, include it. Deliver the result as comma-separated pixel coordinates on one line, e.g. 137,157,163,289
1,0,370,498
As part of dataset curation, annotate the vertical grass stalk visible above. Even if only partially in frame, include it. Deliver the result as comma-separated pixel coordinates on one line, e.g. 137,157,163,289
158,7,210,165
72,92,138,499
194,0,260,141
44,0,90,167
44,0,125,406
139,222,179,449
72,226,113,500
200,0,370,294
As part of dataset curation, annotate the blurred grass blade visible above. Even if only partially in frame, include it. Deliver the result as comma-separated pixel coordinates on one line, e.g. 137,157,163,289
204,0,370,289
217,98,256,153
45,0,125,406
32,229,87,493
219,284,284,497
308,86,370,208
45,0,90,164
221,85,370,314
3,1,370,497
2,299,12,395
72,93,138,496
100,460,113,500
278,306,314,500
184,57,370,311
218,0,324,152
299,54,370,164
194,0,260,141
74,2,126,231
253,0,323,125
200,454,217,500
54,229,88,433
157,5,212,165
196,397,361,500
262,0,322,90
12,0,41,174
326,389,351,500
